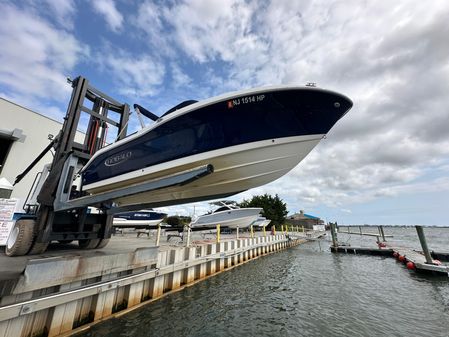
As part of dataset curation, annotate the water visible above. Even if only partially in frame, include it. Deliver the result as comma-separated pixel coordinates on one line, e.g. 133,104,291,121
79,227,449,337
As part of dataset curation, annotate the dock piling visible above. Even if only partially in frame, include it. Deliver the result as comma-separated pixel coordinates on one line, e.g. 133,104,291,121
415,226,433,264
216,224,221,243
379,226,386,242
155,224,161,246
330,222,338,248
186,226,191,247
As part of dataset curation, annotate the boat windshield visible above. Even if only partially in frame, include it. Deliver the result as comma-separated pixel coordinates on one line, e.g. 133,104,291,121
214,206,232,212
161,100,198,117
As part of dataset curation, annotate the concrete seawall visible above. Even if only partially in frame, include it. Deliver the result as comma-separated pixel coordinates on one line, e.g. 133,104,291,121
0,232,319,337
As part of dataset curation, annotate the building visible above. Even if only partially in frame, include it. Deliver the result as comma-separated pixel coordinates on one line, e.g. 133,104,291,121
0,98,77,213
286,210,325,230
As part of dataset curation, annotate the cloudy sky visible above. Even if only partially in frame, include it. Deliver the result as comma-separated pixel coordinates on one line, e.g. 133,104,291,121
1,0,448,225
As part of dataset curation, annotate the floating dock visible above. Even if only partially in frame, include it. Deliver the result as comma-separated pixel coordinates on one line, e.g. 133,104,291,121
0,231,323,337
329,224,449,277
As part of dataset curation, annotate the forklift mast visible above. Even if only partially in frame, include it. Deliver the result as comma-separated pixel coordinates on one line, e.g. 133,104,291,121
37,77,130,206
7,77,131,256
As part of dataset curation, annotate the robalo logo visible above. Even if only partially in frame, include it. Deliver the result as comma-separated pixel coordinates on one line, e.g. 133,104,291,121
104,151,132,166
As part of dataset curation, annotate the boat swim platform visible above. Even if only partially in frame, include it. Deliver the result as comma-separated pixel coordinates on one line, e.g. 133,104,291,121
0,230,325,337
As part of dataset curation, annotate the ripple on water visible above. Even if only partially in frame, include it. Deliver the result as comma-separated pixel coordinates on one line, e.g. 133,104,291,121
80,233,449,337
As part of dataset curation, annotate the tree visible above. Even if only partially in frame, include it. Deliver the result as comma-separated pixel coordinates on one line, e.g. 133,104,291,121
165,216,191,227
239,194,288,227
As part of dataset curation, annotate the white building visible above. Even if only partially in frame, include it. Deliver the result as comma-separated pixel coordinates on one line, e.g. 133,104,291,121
0,98,65,212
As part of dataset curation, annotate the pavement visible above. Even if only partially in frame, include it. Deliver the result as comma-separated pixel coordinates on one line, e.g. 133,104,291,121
0,229,318,281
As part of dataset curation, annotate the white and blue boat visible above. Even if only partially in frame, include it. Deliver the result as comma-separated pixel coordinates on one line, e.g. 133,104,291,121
113,210,167,229
252,216,272,228
190,201,261,229
81,85,352,208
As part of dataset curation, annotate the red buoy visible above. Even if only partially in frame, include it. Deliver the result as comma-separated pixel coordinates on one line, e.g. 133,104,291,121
406,261,415,270
433,259,442,265
398,255,406,262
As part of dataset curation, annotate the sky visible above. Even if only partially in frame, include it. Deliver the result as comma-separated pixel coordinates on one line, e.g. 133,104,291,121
0,0,448,225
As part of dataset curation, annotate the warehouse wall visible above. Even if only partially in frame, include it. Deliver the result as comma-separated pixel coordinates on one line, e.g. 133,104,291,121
0,98,64,212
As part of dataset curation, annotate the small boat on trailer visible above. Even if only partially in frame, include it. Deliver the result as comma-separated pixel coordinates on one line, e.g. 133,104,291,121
113,210,167,229
81,85,352,208
252,217,272,228
190,201,261,229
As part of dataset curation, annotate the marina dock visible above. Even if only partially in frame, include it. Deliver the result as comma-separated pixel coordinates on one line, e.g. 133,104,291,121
0,230,324,337
330,224,449,276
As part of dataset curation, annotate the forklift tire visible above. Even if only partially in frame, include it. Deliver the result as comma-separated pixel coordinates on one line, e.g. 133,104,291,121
78,239,101,249
5,219,35,256
28,242,50,255
96,238,110,249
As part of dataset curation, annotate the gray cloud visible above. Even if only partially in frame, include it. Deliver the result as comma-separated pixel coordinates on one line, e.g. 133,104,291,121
1,0,448,220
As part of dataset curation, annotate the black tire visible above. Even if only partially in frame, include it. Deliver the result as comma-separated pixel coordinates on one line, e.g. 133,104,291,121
5,219,35,256
78,239,101,249
96,238,110,249
28,241,50,255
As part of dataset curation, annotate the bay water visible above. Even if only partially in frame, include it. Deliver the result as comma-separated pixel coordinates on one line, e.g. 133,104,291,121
79,227,449,337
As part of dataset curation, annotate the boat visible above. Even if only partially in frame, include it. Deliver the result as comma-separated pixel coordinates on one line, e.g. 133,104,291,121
113,210,167,229
252,216,272,228
190,201,262,229
81,85,353,208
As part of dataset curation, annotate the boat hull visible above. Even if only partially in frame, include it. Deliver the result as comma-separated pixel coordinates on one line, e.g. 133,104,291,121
191,208,262,229
81,86,352,208
109,134,320,207
113,210,166,228
252,218,272,227
113,218,164,228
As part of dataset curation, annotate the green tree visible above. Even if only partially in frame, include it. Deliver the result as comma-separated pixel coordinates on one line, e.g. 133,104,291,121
239,194,288,226
165,216,191,227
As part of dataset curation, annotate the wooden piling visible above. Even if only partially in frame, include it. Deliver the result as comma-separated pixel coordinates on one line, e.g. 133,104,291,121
186,226,191,247
155,224,161,246
379,226,386,242
330,222,338,247
216,224,221,243
415,226,433,264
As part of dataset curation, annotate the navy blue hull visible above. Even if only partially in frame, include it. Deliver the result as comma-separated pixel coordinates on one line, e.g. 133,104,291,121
114,211,167,221
82,88,352,186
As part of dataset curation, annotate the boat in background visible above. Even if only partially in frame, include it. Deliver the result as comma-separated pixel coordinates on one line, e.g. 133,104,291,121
252,217,272,228
190,201,261,229
81,85,353,208
113,210,167,229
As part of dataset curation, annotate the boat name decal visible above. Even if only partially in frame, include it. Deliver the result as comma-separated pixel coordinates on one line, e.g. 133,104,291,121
104,151,133,166
227,94,265,108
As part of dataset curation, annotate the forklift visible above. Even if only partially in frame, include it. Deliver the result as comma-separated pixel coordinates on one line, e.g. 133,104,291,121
6,77,212,256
